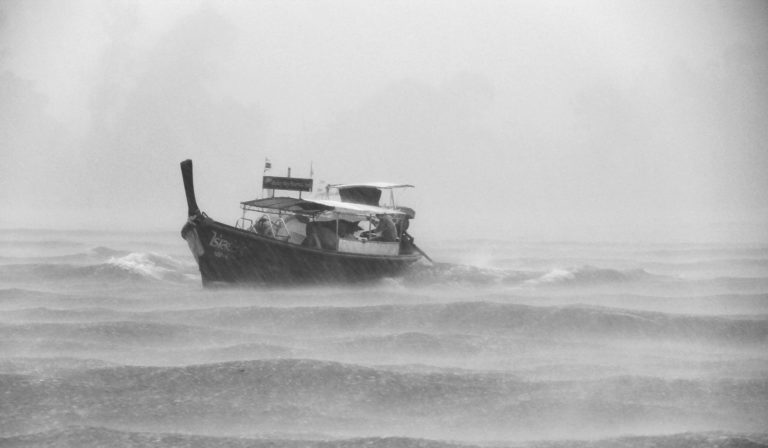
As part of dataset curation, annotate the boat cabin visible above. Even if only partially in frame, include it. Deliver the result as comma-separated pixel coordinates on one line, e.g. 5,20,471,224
235,176,415,256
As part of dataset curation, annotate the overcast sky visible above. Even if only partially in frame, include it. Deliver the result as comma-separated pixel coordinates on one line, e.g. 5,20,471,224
2,0,767,242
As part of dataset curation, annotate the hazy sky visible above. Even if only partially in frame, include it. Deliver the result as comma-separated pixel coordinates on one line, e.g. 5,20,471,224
2,0,767,242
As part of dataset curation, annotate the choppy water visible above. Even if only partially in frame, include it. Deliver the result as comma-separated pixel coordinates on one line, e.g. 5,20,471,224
1,229,767,447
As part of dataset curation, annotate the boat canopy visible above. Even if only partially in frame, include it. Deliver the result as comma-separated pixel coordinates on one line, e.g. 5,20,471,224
312,198,406,216
331,182,415,189
241,196,405,219
329,183,414,206
241,197,333,214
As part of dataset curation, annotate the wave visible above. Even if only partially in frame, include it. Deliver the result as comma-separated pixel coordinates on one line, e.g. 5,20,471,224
401,262,535,285
642,245,768,260
401,263,666,288
156,301,768,346
334,332,482,357
105,251,196,281
0,251,197,284
0,321,242,347
0,426,478,448
0,246,130,264
0,306,128,322
0,288,69,301
0,288,151,312
2,426,767,448
0,239,86,249
0,262,154,283
2,301,765,358
0,357,118,376
2,247,759,290
523,265,658,285
400,262,768,296
2,360,767,439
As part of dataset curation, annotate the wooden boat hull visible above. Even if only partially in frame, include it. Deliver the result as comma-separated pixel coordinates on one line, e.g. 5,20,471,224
182,216,422,286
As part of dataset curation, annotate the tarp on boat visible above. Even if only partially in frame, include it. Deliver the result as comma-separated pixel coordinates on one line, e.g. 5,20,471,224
311,199,406,217
338,186,381,206
241,197,333,214
331,182,415,189
241,197,405,218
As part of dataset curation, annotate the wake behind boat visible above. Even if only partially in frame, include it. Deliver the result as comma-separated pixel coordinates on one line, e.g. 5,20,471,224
180,159,425,285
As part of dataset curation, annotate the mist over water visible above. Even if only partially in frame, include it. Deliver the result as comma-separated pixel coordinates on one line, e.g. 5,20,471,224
2,1,768,445
1,229,767,447
2,1,768,241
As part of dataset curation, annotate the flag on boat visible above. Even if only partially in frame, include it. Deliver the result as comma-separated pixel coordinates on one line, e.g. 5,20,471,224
264,158,271,172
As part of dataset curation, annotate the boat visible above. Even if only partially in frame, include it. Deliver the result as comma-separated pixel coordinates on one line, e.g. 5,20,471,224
179,159,427,285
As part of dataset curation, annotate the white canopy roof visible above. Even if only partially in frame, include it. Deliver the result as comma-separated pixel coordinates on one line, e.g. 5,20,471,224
241,196,404,218
311,198,405,216
330,182,414,189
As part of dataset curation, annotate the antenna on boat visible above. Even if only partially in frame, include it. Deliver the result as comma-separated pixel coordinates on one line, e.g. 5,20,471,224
262,157,271,199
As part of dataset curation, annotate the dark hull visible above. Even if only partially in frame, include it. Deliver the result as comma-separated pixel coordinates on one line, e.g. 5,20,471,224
182,216,421,286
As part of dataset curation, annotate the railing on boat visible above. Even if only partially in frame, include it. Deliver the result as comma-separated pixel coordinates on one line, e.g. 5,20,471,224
236,211,400,256
235,217,253,230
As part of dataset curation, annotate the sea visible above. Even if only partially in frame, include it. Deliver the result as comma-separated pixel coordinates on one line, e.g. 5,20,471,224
1,228,767,448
